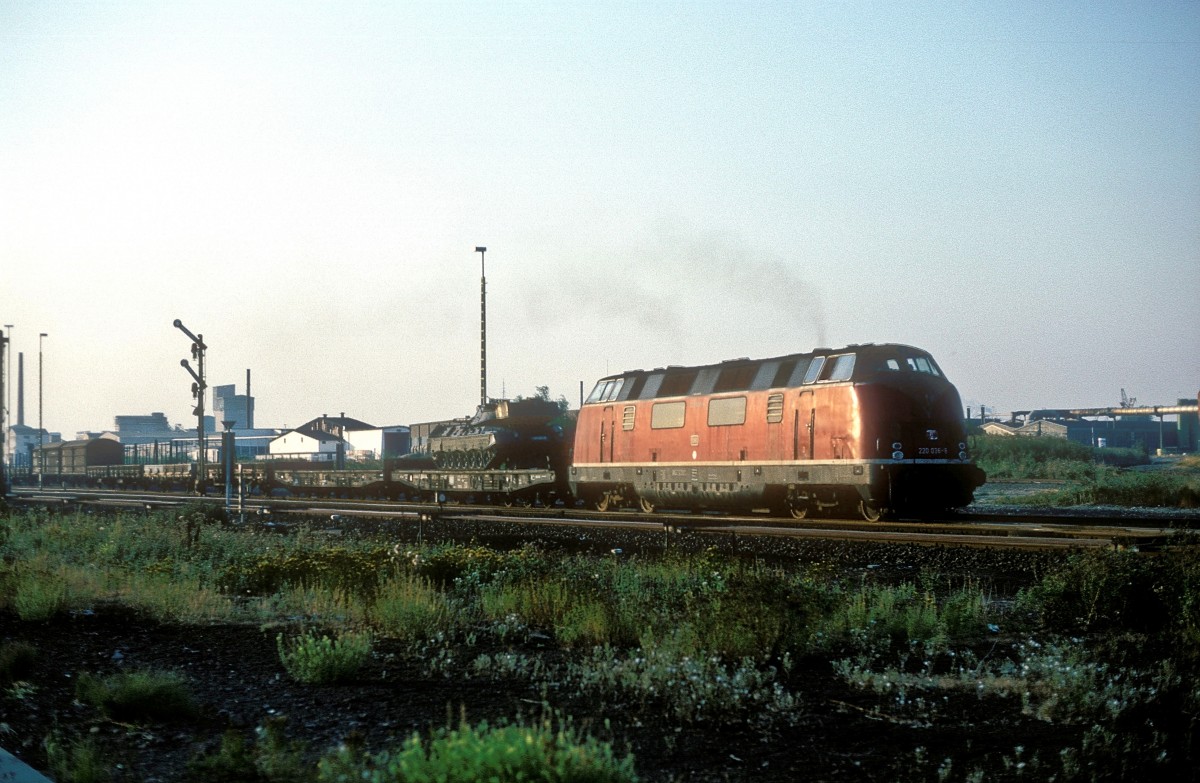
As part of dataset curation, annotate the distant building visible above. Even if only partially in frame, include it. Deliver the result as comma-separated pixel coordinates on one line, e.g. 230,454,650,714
6,423,56,472
115,413,176,439
213,382,255,430
267,415,409,462
993,414,1190,452
269,425,344,462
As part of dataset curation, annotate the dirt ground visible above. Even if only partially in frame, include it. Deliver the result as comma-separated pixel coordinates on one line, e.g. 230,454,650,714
5,604,1077,783
0,515,1188,782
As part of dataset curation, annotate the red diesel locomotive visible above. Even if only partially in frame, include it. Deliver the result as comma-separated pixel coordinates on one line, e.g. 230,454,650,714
569,343,985,520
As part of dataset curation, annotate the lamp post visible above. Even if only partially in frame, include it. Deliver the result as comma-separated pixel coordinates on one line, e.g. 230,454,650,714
476,246,487,407
0,326,7,495
173,320,207,494
38,332,47,488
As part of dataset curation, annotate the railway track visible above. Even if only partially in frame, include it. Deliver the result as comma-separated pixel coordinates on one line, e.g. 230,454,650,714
7,487,1196,551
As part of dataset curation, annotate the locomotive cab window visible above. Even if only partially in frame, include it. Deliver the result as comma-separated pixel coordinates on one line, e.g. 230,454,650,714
821,353,856,382
802,356,825,384
585,380,612,404
906,356,941,376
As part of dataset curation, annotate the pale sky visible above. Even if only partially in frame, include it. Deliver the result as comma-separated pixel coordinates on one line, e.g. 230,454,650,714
2,1,1197,437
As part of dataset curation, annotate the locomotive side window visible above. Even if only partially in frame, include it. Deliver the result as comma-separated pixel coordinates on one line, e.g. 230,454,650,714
603,378,625,401
766,393,784,423
622,405,636,431
802,357,825,384
651,401,686,429
885,359,901,371
708,396,747,426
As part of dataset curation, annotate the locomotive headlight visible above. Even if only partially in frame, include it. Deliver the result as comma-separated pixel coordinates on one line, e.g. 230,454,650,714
958,451,969,460
891,442,903,450
958,442,967,450
891,450,905,460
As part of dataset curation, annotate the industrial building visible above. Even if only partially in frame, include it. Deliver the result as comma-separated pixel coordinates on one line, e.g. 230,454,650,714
989,399,1200,453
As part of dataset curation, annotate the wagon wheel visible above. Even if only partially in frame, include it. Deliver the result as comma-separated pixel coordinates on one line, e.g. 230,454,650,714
786,497,809,520
858,500,884,522
638,496,655,514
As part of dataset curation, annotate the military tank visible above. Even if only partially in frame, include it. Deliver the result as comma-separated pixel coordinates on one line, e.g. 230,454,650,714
426,398,568,470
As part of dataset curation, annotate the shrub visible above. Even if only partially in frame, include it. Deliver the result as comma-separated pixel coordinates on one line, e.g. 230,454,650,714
0,640,36,685
75,669,199,723
277,629,373,684
1016,547,1200,649
187,717,308,783
316,719,639,783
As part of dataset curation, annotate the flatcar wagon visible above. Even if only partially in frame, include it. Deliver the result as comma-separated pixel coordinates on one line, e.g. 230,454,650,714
570,343,985,520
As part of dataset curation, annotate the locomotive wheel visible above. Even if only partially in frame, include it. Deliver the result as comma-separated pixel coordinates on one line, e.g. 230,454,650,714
593,493,612,512
858,500,884,522
638,496,655,514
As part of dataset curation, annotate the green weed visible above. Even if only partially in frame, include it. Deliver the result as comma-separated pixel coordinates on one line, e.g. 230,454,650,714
276,629,374,684
43,734,112,783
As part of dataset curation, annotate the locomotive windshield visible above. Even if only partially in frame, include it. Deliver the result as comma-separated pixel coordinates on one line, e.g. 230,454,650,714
879,353,942,377
586,378,625,404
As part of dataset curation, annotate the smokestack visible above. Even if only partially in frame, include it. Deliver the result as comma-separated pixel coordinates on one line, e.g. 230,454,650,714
246,369,253,429
17,352,24,426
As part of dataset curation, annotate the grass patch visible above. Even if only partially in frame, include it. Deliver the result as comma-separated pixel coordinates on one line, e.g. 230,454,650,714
370,572,462,642
75,669,199,723
43,734,112,783
811,580,992,656
565,640,798,726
